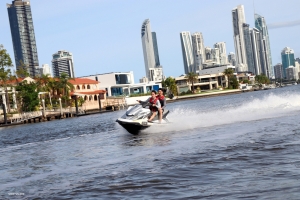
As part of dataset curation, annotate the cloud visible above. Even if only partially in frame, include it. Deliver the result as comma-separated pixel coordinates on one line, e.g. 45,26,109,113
268,19,300,29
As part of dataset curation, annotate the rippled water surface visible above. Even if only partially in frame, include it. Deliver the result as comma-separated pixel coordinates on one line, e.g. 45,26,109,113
1,86,300,199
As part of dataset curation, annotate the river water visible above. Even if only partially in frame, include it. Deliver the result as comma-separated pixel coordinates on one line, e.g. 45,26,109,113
1,86,300,199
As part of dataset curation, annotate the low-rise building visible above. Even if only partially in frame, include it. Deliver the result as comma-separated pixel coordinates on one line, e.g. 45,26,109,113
80,71,161,96
175,73,227,94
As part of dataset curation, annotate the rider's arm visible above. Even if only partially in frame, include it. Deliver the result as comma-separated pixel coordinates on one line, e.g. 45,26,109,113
139,97,150,104
154,100,161,109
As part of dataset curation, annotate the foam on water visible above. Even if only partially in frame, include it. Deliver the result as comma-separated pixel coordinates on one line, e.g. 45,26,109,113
148,92,300,133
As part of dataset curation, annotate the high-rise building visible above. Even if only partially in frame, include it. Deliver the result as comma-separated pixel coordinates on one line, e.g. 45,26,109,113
228,52,236,66
151,32,160,67
214,42,228,65
286,66,298,80
281,47,295,79
7,0,39,77
243,23,255,73
232,5,248,72
192,32,205,71
141,19,156,80
255,14,273,78
249,27,265,75
211,48,220,64
274,63,283,79
180,31,194,74
52,50,75,78
40,64,52,77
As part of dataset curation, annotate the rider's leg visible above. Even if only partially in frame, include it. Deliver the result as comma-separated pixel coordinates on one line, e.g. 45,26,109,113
148,111,157,122
158,108,163,123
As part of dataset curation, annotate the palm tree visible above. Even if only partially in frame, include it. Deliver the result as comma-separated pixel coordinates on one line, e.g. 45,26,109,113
223,68,234,88
185,72,198,93
57,73,74,107
162,77,178,97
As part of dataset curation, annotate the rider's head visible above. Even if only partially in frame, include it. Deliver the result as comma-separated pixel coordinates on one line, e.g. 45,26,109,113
158,88,164,96
151,90,157,98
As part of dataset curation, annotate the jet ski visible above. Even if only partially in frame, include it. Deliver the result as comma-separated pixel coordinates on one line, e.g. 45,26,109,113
116,102,170,134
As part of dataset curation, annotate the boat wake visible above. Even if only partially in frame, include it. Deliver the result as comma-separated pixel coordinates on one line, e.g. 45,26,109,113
145,92,300,133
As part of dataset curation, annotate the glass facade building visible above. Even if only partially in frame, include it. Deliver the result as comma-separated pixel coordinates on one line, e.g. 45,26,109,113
243,23,255,73
7,0,39,77
281,47,295,79
151,32,160,67
52,50,75,78
255,14,273,78
180,31,194,74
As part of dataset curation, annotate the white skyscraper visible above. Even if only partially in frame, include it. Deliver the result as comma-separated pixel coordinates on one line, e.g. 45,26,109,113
192,32,205,71
232,5,248,72
141,19,156,80
214,42,228,65
180,31,194,74
40,64,52,77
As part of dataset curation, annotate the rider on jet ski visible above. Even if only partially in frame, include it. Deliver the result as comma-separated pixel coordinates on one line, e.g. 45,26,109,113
137,90,161,122
157,88,166,123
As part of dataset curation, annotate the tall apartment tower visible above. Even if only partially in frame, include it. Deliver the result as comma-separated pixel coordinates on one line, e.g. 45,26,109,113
214,42,228,65
192,32,205,71
141,19,156,80
255,14,273,78
180,31,194,74
273,63,283,79
228,52,236,66
281,47,295,79
151,32,160,67
7,0,39,77
232,5,248,72
52,50,75,78
249,28,263,75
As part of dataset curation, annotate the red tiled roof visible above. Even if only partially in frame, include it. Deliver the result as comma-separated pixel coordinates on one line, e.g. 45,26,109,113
69,78,99,85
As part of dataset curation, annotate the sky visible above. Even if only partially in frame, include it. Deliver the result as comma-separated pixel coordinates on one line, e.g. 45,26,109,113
1,0,300,82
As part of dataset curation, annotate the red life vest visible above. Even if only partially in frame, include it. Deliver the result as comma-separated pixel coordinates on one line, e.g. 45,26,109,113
149,97,158,112
157,95,165,107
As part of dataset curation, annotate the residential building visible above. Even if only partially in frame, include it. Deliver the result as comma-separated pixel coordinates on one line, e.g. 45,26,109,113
232,5,248,72
52,50,75,78
151,32,160,67
198,65,235,76
281,47,295,78
7,0,39,77
139,77,149,83
80,71,161,97
40,64,52,77
274,63,283,79
141,19,163,80
180,31,194,74
228,52,236,66
243,23,255,73
175,73,227,93
249,28,262,75
286,66,298,80
149,67,164,82
214,42,228,65
255,14,273,78
192,32,205,71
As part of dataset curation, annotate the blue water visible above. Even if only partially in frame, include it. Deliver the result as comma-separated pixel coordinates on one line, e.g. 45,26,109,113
1,86,300,199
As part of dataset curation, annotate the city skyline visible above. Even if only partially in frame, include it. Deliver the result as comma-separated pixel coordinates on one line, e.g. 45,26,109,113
1,0,300,81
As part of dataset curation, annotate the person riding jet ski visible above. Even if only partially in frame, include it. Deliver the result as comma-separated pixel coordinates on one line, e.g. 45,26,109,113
137,90,161,122
157,88,166,123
